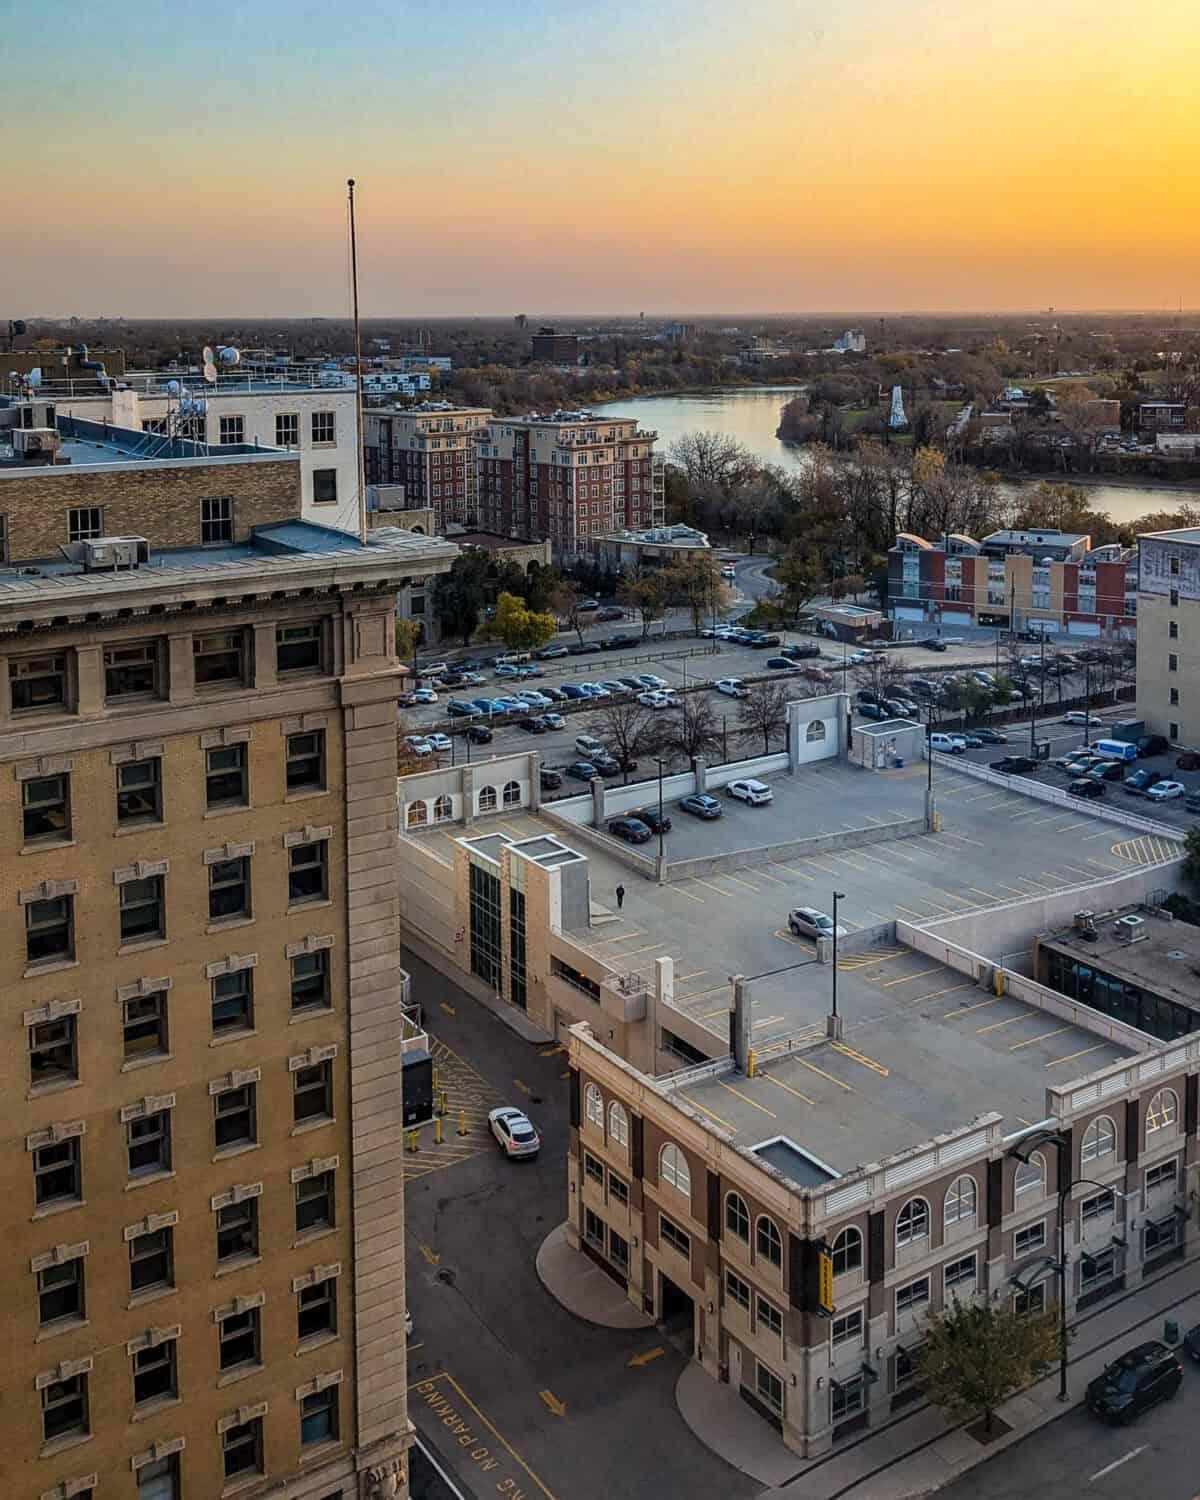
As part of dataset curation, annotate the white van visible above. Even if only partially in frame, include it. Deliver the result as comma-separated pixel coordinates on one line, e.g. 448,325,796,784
1093,738,1137,762
929,732,966,754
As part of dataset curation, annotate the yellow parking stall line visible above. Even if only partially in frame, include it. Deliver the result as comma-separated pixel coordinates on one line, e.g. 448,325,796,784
774,929,817,952
976,1013,1031,1034
753,1015,787,1030
884,966,942,987
1046,1042,1111,1069
1009,1025,1071,1052
944,995,1005,1019
718,1081,777,1118
760,1073,816,1107
846,949,909,968
606,942,666,959
905,982,973,1006
668,885,706,903
595,930,645,945
680,1092,736,1132
830,1043,889,1077
791,1055,855,1092
1082,828,1116,841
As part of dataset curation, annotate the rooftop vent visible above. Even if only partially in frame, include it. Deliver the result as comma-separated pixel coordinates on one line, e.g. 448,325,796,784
1113,913,1148,943
64,536,150,572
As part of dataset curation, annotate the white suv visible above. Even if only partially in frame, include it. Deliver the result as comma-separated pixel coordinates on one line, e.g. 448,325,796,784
575,734,605,758
929,732,966,754
727,779,772,805
715,678,748,698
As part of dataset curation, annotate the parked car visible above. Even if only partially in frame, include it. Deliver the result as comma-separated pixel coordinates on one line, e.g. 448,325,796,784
1086,1341,1182,1425
534,644,569,659
411,688,438,704
575,734,605,758
494,663,523,678
608,816,652,844
1068,777,1106,799
539,686,567,702
539,766,562,788
727,779,773,805
721,564,737,578
923,639,947,651
857,702,888,721
1146,779,1185,802
750,633,782,648
578,598,600,611
1055,749,1092,770
447,699,482,718
636,674,668,689
595,606,625,622
598,680,629,695
1062,711,1098,726
638,690,672,708
680,793,723,819
419,661,450,678
494,696,526,713
992,755,1037,773
488,1106,541,1160
516,690,552,708
788,907,847,940
518,717,547,734
1087,761,1125,783
780,642,820,660
559,683,589,699
633,807,672,834
424,733,451,753
566,761,598,781
403,735,433,757
466,724,493,745
766,656,801,671
569,641,602,655
1136,735,1170,757
592,753,621,776
972,727,1008,744
541,711,566,730
970,671,995,687
1123,769,1161,795
929,732,966,754
715,678,749,698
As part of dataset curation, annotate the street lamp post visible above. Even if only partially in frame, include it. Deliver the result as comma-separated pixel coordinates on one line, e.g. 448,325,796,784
1083,663,1092,749
828,890,846,1039
654,757,666,864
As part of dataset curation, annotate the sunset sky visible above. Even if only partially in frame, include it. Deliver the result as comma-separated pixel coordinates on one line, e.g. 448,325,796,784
9,0,1198,315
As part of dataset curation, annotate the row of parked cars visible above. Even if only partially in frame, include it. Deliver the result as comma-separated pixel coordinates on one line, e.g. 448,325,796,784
441,673,674,720
604,778,775,842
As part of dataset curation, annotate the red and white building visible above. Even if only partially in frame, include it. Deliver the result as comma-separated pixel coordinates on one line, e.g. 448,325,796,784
363,402,490,529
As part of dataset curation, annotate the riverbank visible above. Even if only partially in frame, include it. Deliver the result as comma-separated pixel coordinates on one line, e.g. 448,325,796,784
991,468,1200,495
593,379,805,406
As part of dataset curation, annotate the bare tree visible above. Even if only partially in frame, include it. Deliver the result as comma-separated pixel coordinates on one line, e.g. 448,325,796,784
551,580,585,645
668,431,759,493
595,700,663,784
661,695,723,764
618,571,671,639
738,680,791,755
851,650,910,703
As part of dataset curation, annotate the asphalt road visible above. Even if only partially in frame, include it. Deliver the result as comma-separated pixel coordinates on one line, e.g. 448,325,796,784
401,950,758,1500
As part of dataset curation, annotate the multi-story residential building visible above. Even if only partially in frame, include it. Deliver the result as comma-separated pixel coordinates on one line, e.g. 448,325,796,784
1138,401,1188,433
530,328,580,364
1136,525,1200,746
362,404,490,531
0,400,456,1500
476,411,660,557
888,528,1138,637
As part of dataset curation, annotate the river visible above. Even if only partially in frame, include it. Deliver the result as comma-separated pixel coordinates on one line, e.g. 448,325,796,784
596,386,1200,526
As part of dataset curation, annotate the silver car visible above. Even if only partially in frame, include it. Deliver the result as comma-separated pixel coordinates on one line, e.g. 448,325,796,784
788,906,847,940
488,1106,541,1159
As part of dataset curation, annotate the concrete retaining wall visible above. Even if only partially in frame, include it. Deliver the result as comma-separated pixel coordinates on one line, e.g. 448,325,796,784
538,805,658,877
660,816,926,884
838,920,898,956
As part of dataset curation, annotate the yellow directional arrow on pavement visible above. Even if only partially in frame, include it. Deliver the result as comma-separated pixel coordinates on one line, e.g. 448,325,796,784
627,1347,665,1368
419,1244,440,1266
539,1389,566,1417
439,1002,456,1017
540,1045,566,1057
514,1079,531,1095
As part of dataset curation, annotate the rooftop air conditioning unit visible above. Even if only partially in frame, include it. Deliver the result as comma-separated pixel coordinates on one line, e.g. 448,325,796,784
1073,910,1095,933
81,536,150,571
1113,913,1148,943
13,427,61,458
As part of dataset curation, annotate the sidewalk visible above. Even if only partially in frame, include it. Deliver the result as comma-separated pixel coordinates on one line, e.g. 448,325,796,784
674,1253,1200,1498
536,1223,652,1330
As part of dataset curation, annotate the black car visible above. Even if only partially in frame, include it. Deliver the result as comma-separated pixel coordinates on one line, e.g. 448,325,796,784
608,816,652,844
518,716,547,734
972,727,1008,744
569,641,602,655
592,754,621,776
858,702,888,721
924,639,948,651
991,755,1037,773
465,724,493,745
679,793,723,819
1184,1324,1200,1363
765,657,801,671
633,807,672,833
540,685,568,702
1136,734,1170,757
619,676,644,690
602,634,637,650
781,642,820,660
750,633,782,648
539,767,563,789
1086,1341,1181,1425
856,689,881,705
1068,777,1106,799
566,760,598,780
1087,761,1125,782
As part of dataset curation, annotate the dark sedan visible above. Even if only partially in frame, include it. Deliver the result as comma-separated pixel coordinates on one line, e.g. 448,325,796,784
972,727,1008,744
465,724,493,744
566,761,598,780
569,641,602,655
518,717,547,734
991,756,1037,773
1068,777,1106,799
679,793,723,819
633,807,672,833
1087,761,1125,782
607,817,652,844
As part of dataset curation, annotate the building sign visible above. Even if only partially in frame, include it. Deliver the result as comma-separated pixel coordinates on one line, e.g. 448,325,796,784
1140,539,1200,601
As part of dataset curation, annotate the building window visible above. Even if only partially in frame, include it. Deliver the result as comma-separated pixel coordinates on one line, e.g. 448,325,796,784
29,1014,78,1088
832,1307,863,1348
659,1142,690,1197
123,989,169,1062
503,779,521,808
1013,1282,1046,1317
194,630,244,685
896,1198,930,1248
129,1225,174,1293
312,411,335,444
1144,1213,1180,1258
120,875,166,944
209,857,251,922
1146,1089,1178,1135
1080,1189,1115,1227
584,1207,604,1249
222,1416,263,1480
11,653,69,714
275,412,300,448
206,743,248,807
944,1175,977,1227
212,969,254,1035
22,773,71,844
468,860,503,990
584,1152,604,1186
127,1109,172,1177
218,416,245,446
26,894,74,965
294,1060,334,1124
1080,1246,1116,1291
214,1084,257,1151
756,1294,783,1341
38,1257,85,1326
42,1372,88,1443
509,886,527,1011
313,468,338,504
300,1385,339,1446
609,1228,630,1272
1170,689,1180,705
724,1269,751,1311
608,1172,629,1207
117,758,162,824
132,1338,177,1406
1014,1220,1047,1257
1170,587,1180,607
608,1101,628,1146
201,495,234,545
216,1199,259,1264
1081,1116,1117,1164
298,1277,337,1339
136,1454,180,1500
1145,1158,1178,1193
1015,1152,1046,1198
1170,721,1180,740
659,1214,690,1259
1169,653,1179,673
756,1215,783,1268
0,513,7,561
296,1171,335,1233
291,950,330,1013
104,641,161,700
755,1361,784,1417
286,730,326,791
68,507,103,542
277,622,323,674
944,1252,977,1293
289,840,329,904
896,1276,931,1318
725,1192,750,1242
406,800,428,829
33,1136,81,1207
478,785,497,812
1169,620,1179,639
832,1226,863,1276
831,1372,865,1423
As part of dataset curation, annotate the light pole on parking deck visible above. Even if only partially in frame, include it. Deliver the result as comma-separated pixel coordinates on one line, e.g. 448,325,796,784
827,891,846,1040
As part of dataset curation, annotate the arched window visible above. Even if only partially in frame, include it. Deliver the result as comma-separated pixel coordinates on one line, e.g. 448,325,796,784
756,1215,783,1267
406,800,428,828
584,1083,603,1127
805,719,826,742
659,1142,690,1197
944,1175,977,1227
831,1227,863,1277
1146,1089,1178,1136
1081,1116,1117,1164
896,1198,930,1248
478,785,497,812
607,1101,628,1146
725,1192,750,1242
502,780,521,808
433,794,453,823
1014,1151,1045,1198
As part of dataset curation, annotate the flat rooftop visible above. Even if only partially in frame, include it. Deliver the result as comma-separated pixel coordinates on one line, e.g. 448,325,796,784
0,413,283,469
1041,912,1200,1010
1141,527,1200,545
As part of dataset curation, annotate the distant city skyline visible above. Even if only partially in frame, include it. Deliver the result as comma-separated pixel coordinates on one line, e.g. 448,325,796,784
8,0,1198,316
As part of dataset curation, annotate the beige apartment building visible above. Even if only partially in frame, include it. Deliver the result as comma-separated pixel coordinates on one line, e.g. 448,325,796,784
0,401,455,1500
362,404,490,531
1136,526,1200,747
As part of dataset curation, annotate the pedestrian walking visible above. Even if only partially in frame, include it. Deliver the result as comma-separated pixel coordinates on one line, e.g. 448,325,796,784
615,884,625,911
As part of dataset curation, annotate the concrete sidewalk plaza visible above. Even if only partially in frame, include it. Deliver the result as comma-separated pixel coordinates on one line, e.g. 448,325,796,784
536,1222,653,1330
673,1253,1200,1498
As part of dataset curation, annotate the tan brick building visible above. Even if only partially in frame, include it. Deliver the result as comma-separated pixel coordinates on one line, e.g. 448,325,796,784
1136,526,1200,747
0,406,457,1500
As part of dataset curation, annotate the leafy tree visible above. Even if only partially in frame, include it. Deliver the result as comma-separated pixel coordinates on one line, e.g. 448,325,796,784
941,678,994,725
394,618,421,667
661,695,723,763
595,700,663,784
619,572,672,639
738,680,791,754
551,580,587,644
523,561,559,613
918,1293,1062,1437
773,546,825,621
666,553,728,635
433,553,488,645
492,591,556,652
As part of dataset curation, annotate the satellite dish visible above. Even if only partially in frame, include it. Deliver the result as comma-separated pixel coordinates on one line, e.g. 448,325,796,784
166,379,181,396
202,346,215,365
203,362,217,385
217,346,241,366
28,367,42,388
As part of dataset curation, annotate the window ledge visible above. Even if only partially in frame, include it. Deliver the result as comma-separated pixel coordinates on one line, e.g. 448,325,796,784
125,1169,176,1193
21,839,77,857
24,958,79,980
214,1253,263,1280
27,1077,82,1102
213,1141,260,1163
221,1472,267,1498
39,1431,93,1461
288,898,333,914
291,1117,336,1138
131,1393,182,1423
204,804,251,820
32,1198,86,1222
121,1052,172,1073
36,1316,89,1344
210,1028,258,1048
295,1330,340,1356
299,1439,344,1465
289,1006,334,1025
217,1362,265,1389
120,935,169,955
114,820,167,838
128,1284,177,1311
293,1225,338,1250
206,917,255,936
284,788,330,802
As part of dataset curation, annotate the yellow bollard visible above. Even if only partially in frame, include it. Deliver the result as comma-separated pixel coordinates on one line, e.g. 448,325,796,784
747,1047,756,1078
457,1108,468,1137
994,966,1004,997
438,1089,447,1117
433,1066,440,1091
933,811,941,833
434,1116,443,1145
407,1128,418,1154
